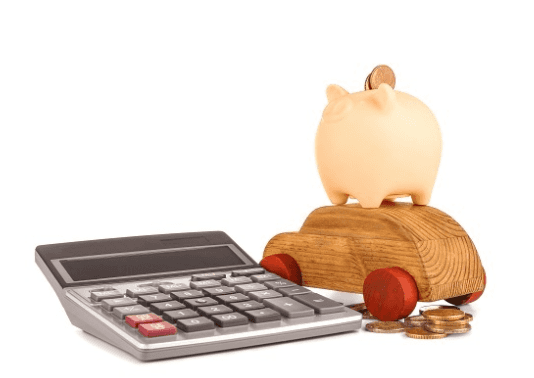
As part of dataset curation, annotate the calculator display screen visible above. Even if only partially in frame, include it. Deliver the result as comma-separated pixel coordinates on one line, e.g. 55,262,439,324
59,245,246,281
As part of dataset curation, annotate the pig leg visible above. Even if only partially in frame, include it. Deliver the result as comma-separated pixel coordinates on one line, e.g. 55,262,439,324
325,188,349,205
411,190,432,206
357,193,386,209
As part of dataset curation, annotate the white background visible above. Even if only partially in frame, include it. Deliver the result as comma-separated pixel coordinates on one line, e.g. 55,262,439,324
1,1,532,376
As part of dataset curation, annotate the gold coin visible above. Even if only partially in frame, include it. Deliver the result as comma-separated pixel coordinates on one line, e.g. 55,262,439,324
369,65,396,90
365,321,405,333
348,303,366,312
424,323,472,334
431,316,472,327
405,326,448,339
419,305,460,315
423,308,465,321
403,315,428,327
364,74,371,90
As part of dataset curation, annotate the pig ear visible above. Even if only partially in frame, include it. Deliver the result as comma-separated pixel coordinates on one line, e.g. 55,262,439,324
371,83,397,111
326,84,349,102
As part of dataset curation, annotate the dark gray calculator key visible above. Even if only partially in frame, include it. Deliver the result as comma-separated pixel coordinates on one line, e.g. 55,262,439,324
191,272,227,281
235,283,268,294
221,276,253,286
163,309,199,323
198,305,233,317
170,290,204,302
113,305,149,319
212,312,249,327
216,293,250,305
264,279,297,290
184,297,219,310
101,297,137,311
202,286,236,296
137,293,172,307
277,286,311,297
175,317,215,332
230,300,265,312
263,297,315,318
150,300,186,315
292,293,345,314
251,273,281,283
245,308,282,323
126,287,159,298
90,290,124,302
190,280,221,290
248,290,283,303
231,267,265,277
158,283,189,294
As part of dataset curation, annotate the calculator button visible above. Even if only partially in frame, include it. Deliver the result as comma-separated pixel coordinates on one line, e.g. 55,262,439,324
198,305,233,317
251,273,281,283
170,290,204,302
90,290,124,302
126,287,159,298
292,293,345,314
184,297,219,310
231,268,265,277
235,283,268,294
248,290,283,303
163,309,199,323
113,305,150,319
263,297,315,318
212,312,249,327
244,308,282,323
191,272,227,281
101,297,137,311
190,280,221,290
264,279,297,290
125,313,162,328
176,317,215,332
277,286,311,297
137,293,172,307
202,286,236,296
221,276,253,286
150,300,186,315
216,293,250,304
229,300,265,312
158,283,189,294
139,321,177,337
138,281,173,288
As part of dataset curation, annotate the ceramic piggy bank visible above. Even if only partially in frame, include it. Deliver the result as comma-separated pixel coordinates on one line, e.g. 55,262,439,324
315,83,442,208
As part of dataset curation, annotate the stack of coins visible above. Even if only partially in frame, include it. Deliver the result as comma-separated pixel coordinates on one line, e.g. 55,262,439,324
364,65,396,90
404,306,473,340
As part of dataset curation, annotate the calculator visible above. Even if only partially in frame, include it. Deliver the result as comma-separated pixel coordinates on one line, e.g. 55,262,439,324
36,231,362,360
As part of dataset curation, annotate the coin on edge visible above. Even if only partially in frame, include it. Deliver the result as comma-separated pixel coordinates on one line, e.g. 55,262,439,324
424,323,472,334
423,308,465,321
419,305,460,315
369,65,396,90
366,321,405,333
348,303,367,312
364,74,371,90
403,315,428,327
405,326,448,339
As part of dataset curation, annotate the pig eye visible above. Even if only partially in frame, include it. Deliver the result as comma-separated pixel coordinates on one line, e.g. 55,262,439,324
322,97,354,122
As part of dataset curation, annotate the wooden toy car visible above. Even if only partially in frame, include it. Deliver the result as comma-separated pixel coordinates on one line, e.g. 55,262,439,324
260,202,486,321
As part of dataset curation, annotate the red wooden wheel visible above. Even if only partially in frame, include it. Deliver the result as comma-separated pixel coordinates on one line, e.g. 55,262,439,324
363,267,419,321
445,272,486,306
260,254,302,285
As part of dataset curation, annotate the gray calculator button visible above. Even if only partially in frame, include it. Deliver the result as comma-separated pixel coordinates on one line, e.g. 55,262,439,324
251,273,281,283
101,297,137,311
184,297,219,309
221,276,253,286
113,305,149,319
158,283,189,294
191,272,226,281
170,290,204,302
163,309,199,323
235,283,268,294
230,300,265,312
212,312,249,327
292,293,345,314
245,308,282,323
216,293,249,304
90,290,124,302
203,286,236,296
231,268,265,276
264,279,297,290
138,281,173,288
150,300,186,315
137,293,172,307
248,290,283,303
175,317,215,332
190,280,221,290
263,297,315,318
198,305,233,317
126,287,159,298
277,286,311,297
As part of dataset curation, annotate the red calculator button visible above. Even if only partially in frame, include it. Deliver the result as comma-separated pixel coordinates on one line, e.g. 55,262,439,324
138,321,177,337
125,313,162,328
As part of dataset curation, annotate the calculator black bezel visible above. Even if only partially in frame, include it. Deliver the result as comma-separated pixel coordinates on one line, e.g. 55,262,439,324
36,231,259,288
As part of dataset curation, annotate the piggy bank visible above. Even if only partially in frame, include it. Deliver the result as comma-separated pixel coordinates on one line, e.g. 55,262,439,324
315,83,442,208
